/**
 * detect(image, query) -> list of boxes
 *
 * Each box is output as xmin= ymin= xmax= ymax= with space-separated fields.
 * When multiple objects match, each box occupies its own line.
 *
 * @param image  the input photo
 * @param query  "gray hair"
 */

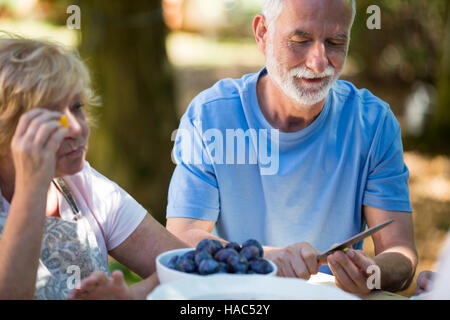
xmin=262 ymin=0 xmax=356 ymax=35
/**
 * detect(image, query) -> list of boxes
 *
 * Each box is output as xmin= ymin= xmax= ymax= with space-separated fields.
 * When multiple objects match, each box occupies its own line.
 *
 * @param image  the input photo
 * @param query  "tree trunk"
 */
xmin=78 ymin=0 xmax=177 ymax=223
xmin=433 ymin=2 xmax=450 ymax=140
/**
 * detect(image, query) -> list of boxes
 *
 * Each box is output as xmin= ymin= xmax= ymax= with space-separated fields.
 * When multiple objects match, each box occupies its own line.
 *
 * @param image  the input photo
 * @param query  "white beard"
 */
xmin=265 ymin=41 xmax=343 ymax=107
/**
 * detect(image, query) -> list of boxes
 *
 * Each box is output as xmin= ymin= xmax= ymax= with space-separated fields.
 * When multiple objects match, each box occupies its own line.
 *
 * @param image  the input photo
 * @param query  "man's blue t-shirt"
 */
xmin=167 ymin=68 xmax=412 ymax=274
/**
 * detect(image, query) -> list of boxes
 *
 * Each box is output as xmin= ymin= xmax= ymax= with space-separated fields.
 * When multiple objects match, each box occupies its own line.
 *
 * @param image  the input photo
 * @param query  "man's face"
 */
xmin=265 ymin=0 xmax=353 ymax=106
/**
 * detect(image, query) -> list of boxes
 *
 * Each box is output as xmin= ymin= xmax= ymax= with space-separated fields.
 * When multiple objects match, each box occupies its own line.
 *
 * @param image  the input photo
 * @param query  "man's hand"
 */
xmin=266 ymin=242 xmax=322 ymax=280
xmin=327 ymin=249 xmax=377 ymax=294
xmin=415 ymin=271 xmax=435 ymax=295
xmin=67 ymin=270 xmax=133 ymax=300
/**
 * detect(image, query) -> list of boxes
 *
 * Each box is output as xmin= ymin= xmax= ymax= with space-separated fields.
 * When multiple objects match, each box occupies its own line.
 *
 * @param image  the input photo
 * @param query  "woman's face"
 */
xmin=49 ymin=93 xmax=90 ymax=177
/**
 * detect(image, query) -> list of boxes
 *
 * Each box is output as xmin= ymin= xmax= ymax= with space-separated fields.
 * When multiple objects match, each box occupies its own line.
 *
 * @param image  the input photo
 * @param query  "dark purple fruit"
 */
xmin=198 ymin=258 xmax=220 ymax=275
xmin=194 ymin=251 xmax=213 ymax=266
xmin=225 ymin=242 xmax=241 ymax=252
xmin=248 ymin=257 xmax=273 ymax=274
xmin=181 ymin=250 xmax=196 ymax=261
xmin=217 ymin=262 xmax=229 ymax=273
xmin=196 ymin=239 xmax=223 ymax=256
xmin=175 ymin=256 xmax=196 ymax=273
xmin=167 ymin=255 xmax=179 ymax=270
xmin=242 ymin=239 xmax=263 ymax=257
xmin=227 ymin=254 xmax=249 ymax=273
xmin=240 ymin=245 xmax=261 ymax=260
xmin=214 ymin=248 xmax=239 ymax=262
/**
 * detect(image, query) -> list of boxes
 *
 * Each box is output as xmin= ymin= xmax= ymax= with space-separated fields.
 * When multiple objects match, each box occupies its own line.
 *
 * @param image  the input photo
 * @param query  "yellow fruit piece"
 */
xmin=59 ymin=115 xmax=69 ymax=128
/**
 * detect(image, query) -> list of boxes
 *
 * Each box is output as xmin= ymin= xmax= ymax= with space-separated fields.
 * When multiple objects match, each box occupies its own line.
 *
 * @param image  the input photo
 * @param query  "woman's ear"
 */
xmin=253 ymin=14 xmax=269 ymax=56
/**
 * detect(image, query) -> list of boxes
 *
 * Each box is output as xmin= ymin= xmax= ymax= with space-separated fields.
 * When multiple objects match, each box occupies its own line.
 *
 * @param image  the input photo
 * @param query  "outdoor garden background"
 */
xmin=0 ymin=0 xmax=449 ymax=297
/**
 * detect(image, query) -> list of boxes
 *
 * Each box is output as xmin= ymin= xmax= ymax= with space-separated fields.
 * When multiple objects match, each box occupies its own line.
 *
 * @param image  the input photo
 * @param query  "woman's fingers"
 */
xmin=14 ymin=108 xmax=45 ymax=137
xmin=45 ymin=126 xmax=67 ymax=153
xmin=67 ymin=270 xmax=132 ymax=300
xmin=24 ymin=111 xmax=62 ymax=141
xmin=112 ymin=270 xmax=125 ymax=286
xmin=33 ymin=120 xmax=65 ymax=149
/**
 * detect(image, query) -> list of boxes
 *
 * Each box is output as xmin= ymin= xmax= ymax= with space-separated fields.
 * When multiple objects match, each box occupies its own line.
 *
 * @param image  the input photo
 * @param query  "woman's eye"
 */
xmin=71 ymin=102 xmax=84 ymax=112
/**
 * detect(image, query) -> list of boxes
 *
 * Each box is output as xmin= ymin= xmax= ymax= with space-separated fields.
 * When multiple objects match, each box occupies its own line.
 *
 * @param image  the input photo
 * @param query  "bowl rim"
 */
xmin=156 ymin=247 xmax=278 ymax=276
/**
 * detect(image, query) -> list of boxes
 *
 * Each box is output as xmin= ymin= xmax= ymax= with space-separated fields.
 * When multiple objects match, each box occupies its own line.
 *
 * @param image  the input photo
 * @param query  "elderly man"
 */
xmin=166 ymin=0 xmax=417 ymax=294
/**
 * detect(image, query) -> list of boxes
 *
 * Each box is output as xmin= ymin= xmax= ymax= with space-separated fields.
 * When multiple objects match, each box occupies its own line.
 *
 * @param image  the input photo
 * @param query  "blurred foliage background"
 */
xmin=0 ymin=0 xmax=448 ymax=297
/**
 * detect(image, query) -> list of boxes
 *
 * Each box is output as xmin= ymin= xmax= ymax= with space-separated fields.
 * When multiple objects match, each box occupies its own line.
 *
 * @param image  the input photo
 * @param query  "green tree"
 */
xmin=78 ymin=0 xmax=177 ymax=223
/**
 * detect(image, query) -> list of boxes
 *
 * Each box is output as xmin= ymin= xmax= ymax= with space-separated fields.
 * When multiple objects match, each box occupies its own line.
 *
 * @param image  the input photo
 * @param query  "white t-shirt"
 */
xmin=0 ymin=161 xmax=147 ymax=265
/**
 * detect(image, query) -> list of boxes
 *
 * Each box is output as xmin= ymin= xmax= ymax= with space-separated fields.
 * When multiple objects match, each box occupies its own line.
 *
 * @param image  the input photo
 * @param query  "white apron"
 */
xmin=0 ymin=178 xmax=110 ymax=300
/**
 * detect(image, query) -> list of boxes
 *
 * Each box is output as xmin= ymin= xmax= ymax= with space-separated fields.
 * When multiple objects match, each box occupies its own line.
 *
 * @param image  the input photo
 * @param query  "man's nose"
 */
xmin=305 ymin=41 xmax=328 ymax=75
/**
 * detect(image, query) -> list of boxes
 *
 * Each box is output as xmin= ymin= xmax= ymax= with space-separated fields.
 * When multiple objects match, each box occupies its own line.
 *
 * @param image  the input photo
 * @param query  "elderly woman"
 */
xmin=0 ymin=36 xmax=187 ymax=300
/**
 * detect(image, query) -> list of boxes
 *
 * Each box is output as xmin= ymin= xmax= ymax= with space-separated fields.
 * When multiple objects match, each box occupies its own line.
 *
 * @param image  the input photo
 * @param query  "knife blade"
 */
xmin=317 ymin=219 xmax=395 ymax=262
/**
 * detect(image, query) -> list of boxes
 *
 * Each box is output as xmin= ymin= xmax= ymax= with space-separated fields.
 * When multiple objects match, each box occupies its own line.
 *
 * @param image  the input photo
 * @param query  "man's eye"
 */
xmin=327 ymin=40 xmax=345 ymax=46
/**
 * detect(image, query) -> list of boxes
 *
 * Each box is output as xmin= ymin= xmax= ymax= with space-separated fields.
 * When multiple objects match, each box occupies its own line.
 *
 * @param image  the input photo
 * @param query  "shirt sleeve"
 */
xmin=363 ymin=109 xmax=412 ymax=212
xmin=88 ymin=167 xmax=148 ymax=251
xmin=166 ymin=113 xmax=220 ymax=222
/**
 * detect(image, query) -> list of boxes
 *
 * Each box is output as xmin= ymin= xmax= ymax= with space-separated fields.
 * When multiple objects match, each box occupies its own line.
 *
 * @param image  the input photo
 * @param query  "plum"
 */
xmin=167 ymin=255 xmax=180 ymax=270
xmin=240 ymin=245 xmax=261 ymax=260
xmin=225 ymin=242 xmax=241 ymax=252
xmin=214 ymin=248 xmax=239 ymax=262
xmin=196 ymin=239 xmax=223 ymax=256
xmin=242 ymin=239 xmax=264 ymax=257
xmin=175 ymin=256 xmax=197 ymax=273
xmin=198 ymin=258 xmax=220 ymax=275
xmin=194 ymin=251 xmax=213 ymax=266
xmin=217 ymin=262 xmax=229 ymax=273
xmin=181 ymin=250 xmax=196 ymax=261
xmin=227 ymin=254 xmax=249 ymax=273
xmin=248 ymin=257 xmax=273 ymax=274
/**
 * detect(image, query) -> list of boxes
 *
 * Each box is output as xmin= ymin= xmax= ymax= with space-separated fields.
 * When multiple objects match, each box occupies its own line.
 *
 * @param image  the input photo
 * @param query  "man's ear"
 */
xmin=253 ymin=14 xmax=269 ymax=56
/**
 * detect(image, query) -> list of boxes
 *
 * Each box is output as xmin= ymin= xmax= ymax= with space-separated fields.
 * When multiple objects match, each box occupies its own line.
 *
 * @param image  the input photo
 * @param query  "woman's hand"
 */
xmin=11 ymin=108 xmax=67 ymax=190
xmin=67 ymin=270 xmax=133 ymax=300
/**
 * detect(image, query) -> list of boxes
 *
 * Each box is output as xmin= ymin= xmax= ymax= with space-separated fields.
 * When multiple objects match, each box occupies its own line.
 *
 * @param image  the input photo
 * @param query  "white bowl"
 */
xmin=156 ymin=248 xmax=278 ymax=284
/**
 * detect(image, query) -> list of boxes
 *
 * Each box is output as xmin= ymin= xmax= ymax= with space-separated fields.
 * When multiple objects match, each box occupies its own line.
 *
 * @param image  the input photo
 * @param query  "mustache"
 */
xmin=289 ymin=65 xmax=336 ymax=79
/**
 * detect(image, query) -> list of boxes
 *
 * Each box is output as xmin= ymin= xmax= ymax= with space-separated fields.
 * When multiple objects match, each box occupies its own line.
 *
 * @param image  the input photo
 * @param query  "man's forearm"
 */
xmin=374 ymin=248 xmax=417 ymax=292
xmin=174 ymin=228 xmax=227 ymax=248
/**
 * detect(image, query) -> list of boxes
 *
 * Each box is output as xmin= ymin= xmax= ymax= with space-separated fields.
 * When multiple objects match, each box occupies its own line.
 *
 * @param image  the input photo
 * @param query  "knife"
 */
xmin=316 ymin=219 xmax=395 ymax=262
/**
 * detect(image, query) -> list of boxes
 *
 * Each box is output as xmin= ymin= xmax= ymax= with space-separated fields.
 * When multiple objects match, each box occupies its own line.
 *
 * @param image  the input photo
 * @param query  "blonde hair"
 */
xmin=0 ymin=33 xmax=99 ymax=154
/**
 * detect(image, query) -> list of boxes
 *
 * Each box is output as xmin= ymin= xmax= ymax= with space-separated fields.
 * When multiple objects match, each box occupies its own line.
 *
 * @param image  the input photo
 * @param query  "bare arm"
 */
xmin=0 ymin=109 xmax=67 ymax=299
xmin=0 ymin=186 xmax=48 ymax=299
xmin=166 ymin=217 xmax=225 ymax=247
xmin=109 ymin=214 xmax=191 ymax=279
xmin=364 ymin=205 xmax=418 ymax=292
